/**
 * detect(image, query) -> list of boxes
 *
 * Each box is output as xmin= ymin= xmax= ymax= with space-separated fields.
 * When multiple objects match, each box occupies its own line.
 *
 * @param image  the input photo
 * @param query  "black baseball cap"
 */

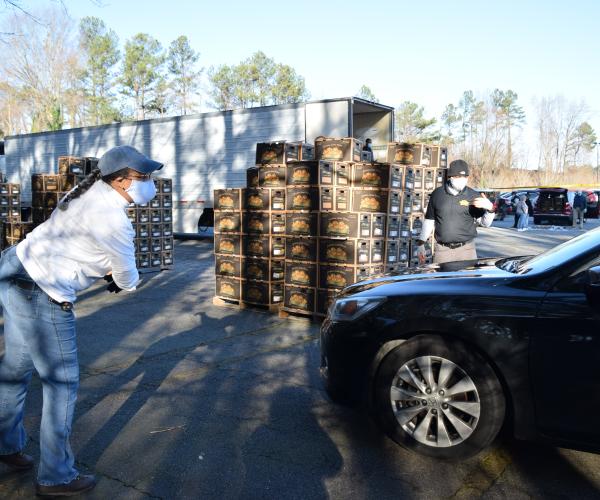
xmin=98 ymin=145 xmax=164 ymax=176
xmin=447 ymin=159 xmax=469 ymax=177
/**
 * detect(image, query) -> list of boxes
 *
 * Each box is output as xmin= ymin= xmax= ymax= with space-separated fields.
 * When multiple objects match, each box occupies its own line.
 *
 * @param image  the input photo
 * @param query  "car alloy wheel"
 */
xmin=390 ymin=355 xmax=480 ymax=448
xmin=373 ymin=335 xmax=505 ymax=459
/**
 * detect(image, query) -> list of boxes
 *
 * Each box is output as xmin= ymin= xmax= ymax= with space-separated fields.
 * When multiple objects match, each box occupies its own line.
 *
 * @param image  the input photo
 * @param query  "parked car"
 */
xmin=585 ymin=190 xmax=599 ymax=219
xmin=320 ymin=227 xmax=600 ymax=459
xmin=533 ymin=188 xmax=574 ymax=225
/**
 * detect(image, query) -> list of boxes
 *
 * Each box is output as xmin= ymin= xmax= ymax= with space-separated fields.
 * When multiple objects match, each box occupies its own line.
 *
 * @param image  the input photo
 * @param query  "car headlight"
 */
xmin=329 ymin=296 xmax=387 ymax=321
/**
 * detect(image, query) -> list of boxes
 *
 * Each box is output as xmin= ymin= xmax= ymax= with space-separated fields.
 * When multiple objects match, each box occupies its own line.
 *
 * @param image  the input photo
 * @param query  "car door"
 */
xmin=531 ymin=257 xmax=600 ymax=443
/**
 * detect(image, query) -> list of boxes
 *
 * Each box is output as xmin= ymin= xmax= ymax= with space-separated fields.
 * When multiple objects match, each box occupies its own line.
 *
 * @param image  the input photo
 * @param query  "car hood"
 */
xmin=343 ymin=257 xmax=516 ymax=295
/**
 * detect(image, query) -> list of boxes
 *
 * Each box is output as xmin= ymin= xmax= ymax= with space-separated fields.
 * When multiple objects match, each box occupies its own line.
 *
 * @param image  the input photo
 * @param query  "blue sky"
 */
xmin=12 ymin=0 xmax=600 ymax=161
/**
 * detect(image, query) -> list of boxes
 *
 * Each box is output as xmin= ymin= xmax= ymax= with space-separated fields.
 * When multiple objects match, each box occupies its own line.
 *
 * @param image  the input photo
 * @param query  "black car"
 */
xmin=320 ymin=228 xmax=600 ymax=459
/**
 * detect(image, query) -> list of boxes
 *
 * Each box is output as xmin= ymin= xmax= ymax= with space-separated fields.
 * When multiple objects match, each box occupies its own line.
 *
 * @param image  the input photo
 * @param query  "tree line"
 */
xmin=0 ymin=7 xmax=308 ymax=135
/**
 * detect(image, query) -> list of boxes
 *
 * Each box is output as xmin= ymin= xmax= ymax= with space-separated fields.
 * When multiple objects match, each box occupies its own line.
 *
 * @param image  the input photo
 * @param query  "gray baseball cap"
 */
xmin=98 ymin=145 xmax=164 ymax=176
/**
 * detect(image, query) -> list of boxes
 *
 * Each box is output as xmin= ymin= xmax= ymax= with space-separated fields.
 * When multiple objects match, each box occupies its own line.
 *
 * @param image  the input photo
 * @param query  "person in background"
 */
xmin=363 ymin=138 xmax=373 ymax=161
xmin=516 ymin=194 xmax=529 ymax=231
xmin=416 ymin=159 xmax=495 ymax=264
xmin=573 ymin=190 xmax=587 ymax=229
xmin=0 ymin=145 xmax=163 ymax=497
xmin=512 ymin=193 xmax=521 ymax=228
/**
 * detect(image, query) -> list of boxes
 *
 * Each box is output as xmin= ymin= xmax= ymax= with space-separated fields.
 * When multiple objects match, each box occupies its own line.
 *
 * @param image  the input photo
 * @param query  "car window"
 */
xmin=553 ymin=255 xmax=600 ymax=293
xmin=518 ymin=227 xmax=600 ymax=274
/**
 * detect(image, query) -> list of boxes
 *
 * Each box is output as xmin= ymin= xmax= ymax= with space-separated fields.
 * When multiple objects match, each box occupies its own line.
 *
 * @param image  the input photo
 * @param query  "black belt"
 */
xmin=437 ymin=240 xmax=472 ymax=250
xmin=13 ymin=278 xmax=74 ymax=311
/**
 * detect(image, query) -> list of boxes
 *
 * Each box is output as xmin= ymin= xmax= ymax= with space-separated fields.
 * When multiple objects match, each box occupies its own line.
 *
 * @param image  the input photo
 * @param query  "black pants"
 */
xmin=513 ymin=213 xmax=520 ymax=228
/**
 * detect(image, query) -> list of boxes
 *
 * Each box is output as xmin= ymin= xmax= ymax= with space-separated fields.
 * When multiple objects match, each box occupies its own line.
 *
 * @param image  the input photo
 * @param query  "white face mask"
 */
xmin=126 ymin=179 xmax=156 ymax=205
xmin=449 ymin=177 xmax=468 ymax=191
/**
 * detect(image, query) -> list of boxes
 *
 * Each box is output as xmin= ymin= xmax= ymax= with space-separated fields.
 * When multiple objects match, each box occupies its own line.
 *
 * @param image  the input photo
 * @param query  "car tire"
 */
xmin=373 ymin=335 xmax=505 ymax=459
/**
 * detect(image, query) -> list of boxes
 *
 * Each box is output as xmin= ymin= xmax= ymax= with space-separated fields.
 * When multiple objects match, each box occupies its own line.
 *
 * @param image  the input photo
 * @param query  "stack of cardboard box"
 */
xmin=213 ymin=139 xmax=448 ymax=318
xmin=0 ymin=182 xmax=31 ymax=249
xmin=128 ymin=178 xmax=174 ymax=270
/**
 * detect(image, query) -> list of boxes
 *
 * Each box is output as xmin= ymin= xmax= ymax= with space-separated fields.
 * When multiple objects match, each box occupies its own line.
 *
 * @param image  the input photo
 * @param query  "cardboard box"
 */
xmin=258 ymin=165 xmax=287 ymax=187
xmin=150 ymin=252 xmax=162 ymax=267
xmin=401 ymin=192 xmax=414 ymax=215
xmin=399 ymin=240 xmax=410 ymax=263
xmin=387 ymin=215 xmax=400 ymax=239
xmin=413 ymin=167 xmax=424 ymax=191
xmin=285 ymin=261 xmax=318 ymax=287
xmin=315 ymin=137 xmax=362 ymax=162
xmin=162 ymin=210 xmax=173 ymax=223
xmin=215 ymin=234 xmax=242 ymax=255
xmin=270 ymin=189 xmax=286 ymax=211
xmin=320 ymin=212 xmax=359 ymax=238
xmin=317 ymin=288 xmax=339 ymax=315
xmin=357 ymin=213 xmax=387 ymax=238
xmin=136 ymin=223 xmax=150 ymax=238
xmin=215 ymin=254 xmax=242 ymax=277
xmin=430 ymin=146 xmax=448 ymax=168
xmin=160 ymin=193 xmax=172 ymax=209
xmin=126 ymin=208 xmax=136 ymax=223
xmin=388 ymin=190 xmax=402 ymax=215
xmin=136 ymin=238 xmax=150 ymax=253
xmin=319 ymin=238 xmax=371 ymax=265
xmin=286 ymin=236 xmax=317 ymax=262
xmin=424 ymin=168 xmax=436 ymax=192
xmin=352 ymin=163 xmax=402 ymax=188
xmin=150 ymin=197 xmax=161 ymax=209
xmin=411 ymin=192 xmax=424 ymax=213
xmin=243 ymin=235 xmax=271 ymax=258
xmin=319 ymin=187 xmax=334 ymax=211
xmin=334 ymin=162 xmax=353 ymax=186
xmin=385 ymin=240 xmax=400 ymax=264
xmin=163 ymin=223 xmax=173 ymax=237
xmin=247 ymin=167 xmax=259 ymax=188
xmin=410 ymin=214 xmax=425 ymax=238
xmin=2 ymin=222 xmax=32 ymax=240
xmin=43 ymin=192 xmax=60 ymax=210
xmin=151 ymin=224 xmax=162 ymax=238
xmin=271 ymin=213 xmax=286 ymax=234
xmin=159 ymin=178 xmax=173 ymax=193
xmin=44 ymin=175 xmax=59 ymax=192
xmin=242 ymin=280 xmax=284 ymax=306
xmin=286 ymin=212 xmax=318 ymax=236
xmin=404 ymin=166 xmax=416 ymax=191
xmin=244 ymin=188 xmax=270 ymax=211
xmin=318 ymin=264 xmax=358 ymax=290
xmin=214 ymin=188 xmax=242 ymax=211
xmin=410 ymin=238 xmax=433 ymax=259
xmin=256 ymin=141 xmax=314 ymax=165
xmin=286 ymin=161 xmax=318 ymax=186
xmin=361 ymin=150 xmax=373 ymax=162
xmin=371 ymin=239 xmax=385 ymax=264
xmin=59 ymin=174 xmax=78 ymax=192
xmin=215 ymin=212 xmax=242 ymax=233
xmin=150 ymin=238 xmax=162 ymax=253
xmin=243 ymin=257 xmax=285 ymax=281
xmin=243 ymin=211 xmax=271 ymax=234
xmin=283 ymin=285 xmax=316 ymax=313
xmin=162 ymin=237 xmax=174 ymax=251
xmin=136 ymin=252 xmax=150 ymax=269
xmin=58 ymin=156 xmax=86 ymax=175
xmin=31 ymin=174 xmax=45 ymax=192
xmin=150 ymin=209 xmax=162 ymax=223
xmin=335 ymin=188 xmax=350 ymax=211
xmin=161 ymin=251 xmax=174 ymax=267
xmin=286 ymin=187 xmax=318 ymax=211
xmin=351 ymin=189 xmax=389 ymax=213
xmin=412 ymin=144 xmax=432 ymax=166
xmin=436 ymin=168 xmax=446 ymax=188
xmin=135 ymin=208 xmax=149 ymax=224
xmin=215 ymin=276 xmax=241 ymax=300
xmin=386 ymin=142 xmax=414 ymax=164
xmin=399 ymin=216 xmax=411 ymax=238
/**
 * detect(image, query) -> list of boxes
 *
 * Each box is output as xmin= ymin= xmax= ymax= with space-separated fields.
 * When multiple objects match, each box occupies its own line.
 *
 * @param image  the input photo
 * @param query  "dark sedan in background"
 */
xmin=320 ymin=228 xmax=600 ymax=459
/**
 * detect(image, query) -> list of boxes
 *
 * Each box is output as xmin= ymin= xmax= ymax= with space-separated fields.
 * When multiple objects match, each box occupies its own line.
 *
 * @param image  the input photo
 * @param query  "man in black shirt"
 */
xmin=416 ymin=159 xmax=495 ymax=264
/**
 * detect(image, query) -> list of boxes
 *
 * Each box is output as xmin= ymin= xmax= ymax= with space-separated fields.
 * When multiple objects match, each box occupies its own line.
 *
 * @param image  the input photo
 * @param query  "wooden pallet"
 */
xmin=279 ymin=307 xmax=325 ymax=323
xmin=212 ymin=296 xmax=281 ymax=314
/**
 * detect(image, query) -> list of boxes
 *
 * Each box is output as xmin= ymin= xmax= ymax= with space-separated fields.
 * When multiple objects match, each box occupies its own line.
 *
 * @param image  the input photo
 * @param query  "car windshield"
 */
xmin=496 ymin=227 xmax=600 ymax=274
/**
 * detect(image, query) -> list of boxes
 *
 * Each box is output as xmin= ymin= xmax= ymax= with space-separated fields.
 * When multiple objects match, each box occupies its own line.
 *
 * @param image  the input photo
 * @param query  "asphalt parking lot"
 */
xmin=1 ymin=217 xmax=600 ymax=499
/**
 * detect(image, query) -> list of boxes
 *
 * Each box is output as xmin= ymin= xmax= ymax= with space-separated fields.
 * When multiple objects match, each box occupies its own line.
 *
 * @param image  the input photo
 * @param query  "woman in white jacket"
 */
xmin=0 ymin=145 xmax=162 ymax=497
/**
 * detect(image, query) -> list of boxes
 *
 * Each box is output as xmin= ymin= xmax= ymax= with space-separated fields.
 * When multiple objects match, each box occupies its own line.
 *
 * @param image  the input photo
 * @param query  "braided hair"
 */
xmin=58 ymin=167 xmax=131 ymax=211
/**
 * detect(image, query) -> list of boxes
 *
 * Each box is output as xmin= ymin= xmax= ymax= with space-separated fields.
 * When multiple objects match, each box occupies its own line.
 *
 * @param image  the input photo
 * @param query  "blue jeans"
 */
xmin=517 ymin=213 xmax=529 ymax=230
xmin=0 ymin=246 xmax=79 ymax=485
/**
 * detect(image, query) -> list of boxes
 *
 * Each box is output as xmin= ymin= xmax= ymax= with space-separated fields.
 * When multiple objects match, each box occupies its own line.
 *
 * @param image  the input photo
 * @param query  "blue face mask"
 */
xmin=126 ymin=179 xmax=156 ymax=204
